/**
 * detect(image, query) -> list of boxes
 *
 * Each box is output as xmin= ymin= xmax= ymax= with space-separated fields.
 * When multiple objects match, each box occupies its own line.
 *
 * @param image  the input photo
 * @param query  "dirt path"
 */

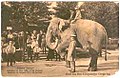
xmin=1 ymin=50 xmax=119 ymax=77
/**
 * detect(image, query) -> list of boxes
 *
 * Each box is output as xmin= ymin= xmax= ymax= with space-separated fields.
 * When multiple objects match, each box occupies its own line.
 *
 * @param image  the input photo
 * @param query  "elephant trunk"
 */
xmin=46 ymin=29 xmax=58 ymax=50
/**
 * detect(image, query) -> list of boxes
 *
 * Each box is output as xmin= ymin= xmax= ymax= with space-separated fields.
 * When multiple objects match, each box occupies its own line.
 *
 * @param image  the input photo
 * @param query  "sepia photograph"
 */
xmin=1 ymin=1 xmax=119 ymax=77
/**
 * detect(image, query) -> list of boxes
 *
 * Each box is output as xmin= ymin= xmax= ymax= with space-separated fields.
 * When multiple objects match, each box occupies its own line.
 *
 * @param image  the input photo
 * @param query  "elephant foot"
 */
xmin=88 ymin=67 xmax=91 ymax=71
xmin=99 ymin=53 xmax=102 ymax=57
xmin=69 ymin=68 xmax=75 ymax=72
xmin=66 ymin=61 xmax=71 ymax=68
xmin=61 ymin=58 xmax=65 ymax=61
xmin=88 ymin=67 xmax=97 ymax=71
xmin=66 ymin=65 xmax=71 ymax=68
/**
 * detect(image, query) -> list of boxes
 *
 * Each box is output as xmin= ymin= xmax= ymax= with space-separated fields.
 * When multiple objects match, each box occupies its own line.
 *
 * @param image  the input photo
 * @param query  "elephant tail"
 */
xmin=105 ymin=34 xmax=108 ymax=61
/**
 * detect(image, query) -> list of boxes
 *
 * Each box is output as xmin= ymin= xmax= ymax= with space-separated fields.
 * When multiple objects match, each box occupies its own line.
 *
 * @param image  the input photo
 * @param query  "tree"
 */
xmin=1 ymin=2 xmax=51 ymax=31
xmin=54 ymin=2 xmax=78 ymax=20
xmin=53 ymin=2 xmax=119 ymax=38
xmin=81 ymin=2 xmax=119 ymax=38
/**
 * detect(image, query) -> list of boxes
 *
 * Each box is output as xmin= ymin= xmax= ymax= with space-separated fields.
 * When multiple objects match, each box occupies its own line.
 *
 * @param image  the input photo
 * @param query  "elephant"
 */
xmin=46 ymin=16 xmax=108 ymax=71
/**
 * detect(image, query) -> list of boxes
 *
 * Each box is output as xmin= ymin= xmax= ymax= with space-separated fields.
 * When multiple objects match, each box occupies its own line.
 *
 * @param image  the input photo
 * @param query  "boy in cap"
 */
xmin=71 ymin=6 xmax=82 ymax=23
xmin=6 ymin=41 xmax=16 ymax=66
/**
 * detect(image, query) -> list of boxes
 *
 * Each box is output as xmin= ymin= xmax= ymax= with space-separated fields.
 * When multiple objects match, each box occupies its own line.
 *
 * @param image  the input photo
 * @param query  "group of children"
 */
xmin=25 ymin=30 xmax=47 ymax=63
xmin=1 ymin=29 xmax=46 ymax=66
xmin=26 ymin=37 xmax=42 ymax=63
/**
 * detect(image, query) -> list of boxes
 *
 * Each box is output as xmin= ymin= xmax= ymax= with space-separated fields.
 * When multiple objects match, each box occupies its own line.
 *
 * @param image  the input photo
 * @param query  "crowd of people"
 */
xmin=1 ymin=29 xmax=47 ymax=66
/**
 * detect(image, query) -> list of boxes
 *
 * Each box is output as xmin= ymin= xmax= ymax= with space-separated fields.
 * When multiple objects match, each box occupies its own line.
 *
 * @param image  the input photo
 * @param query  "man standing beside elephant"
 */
xmin=67 ymin=34 xmax=77 ymax=72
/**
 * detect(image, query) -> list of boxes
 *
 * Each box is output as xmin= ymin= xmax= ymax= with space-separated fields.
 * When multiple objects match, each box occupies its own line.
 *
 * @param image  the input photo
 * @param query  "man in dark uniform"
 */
xmin=18 ymin=31 xmax=27 ymax=62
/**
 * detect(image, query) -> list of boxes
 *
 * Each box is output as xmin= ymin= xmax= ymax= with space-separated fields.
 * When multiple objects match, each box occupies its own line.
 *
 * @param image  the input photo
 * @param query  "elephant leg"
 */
xmin=55 ymin=52 xmax=58 ymax=61
xmin=99 ymin=51 xmax=102 ymax=57
xmin=99 ymin=47 xmax=102 ymax=57
xmin=88 ymin=53 xmax=98 ymax=71
xmin=94 ymin=55 xmax=98 ymax=70
xmin=66 ymin=61 xmax=71 ymax=68
xmin=88 ymin=57 xmax=93 ymax=71
xmin=73 ymin=61 xmax=76 ymax=72
xmin=58 ymin=54 xmax=61 ymax=61
xmin=55 ymin=53 xmax=61 ymax=61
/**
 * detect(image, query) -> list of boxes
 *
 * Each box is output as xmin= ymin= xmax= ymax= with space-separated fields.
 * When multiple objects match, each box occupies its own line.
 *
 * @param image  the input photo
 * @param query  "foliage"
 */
xmin=81 ymin=2 xmax=119 ymax=38
xmin=54 ymin=2 xmax=119 ymax=38
xmin=1 ymin=2 xmax=51 ymax=31
xmin=54 ymin=2 xmax=78 ymax=20
xmin=1 ymin=2 xmax=119 ymax=38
